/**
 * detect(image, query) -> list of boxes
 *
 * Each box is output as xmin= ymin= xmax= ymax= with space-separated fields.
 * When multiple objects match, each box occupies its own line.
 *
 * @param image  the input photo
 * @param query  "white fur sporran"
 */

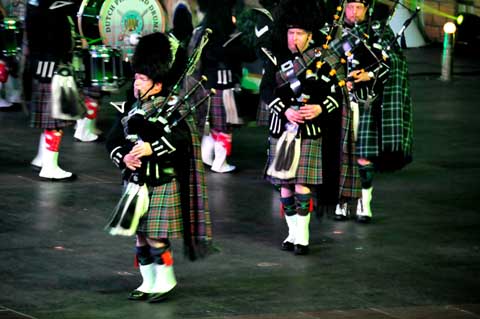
xmin=223 ymin=88 xmax=240 ymax=125
xmin=105 ymin=182 xmax=150 ymax=237
xmin=51 ymin=65 xmax=85 ymax=120
xmin=267 ymin=123 xmax=301 ymax=180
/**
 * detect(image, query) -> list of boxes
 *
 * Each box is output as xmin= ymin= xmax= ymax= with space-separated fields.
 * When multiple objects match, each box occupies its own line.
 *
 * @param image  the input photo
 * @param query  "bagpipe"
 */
xmin=266 ymin=11 xmax=351 ymax=179
xmin=105 ymin=28 xmax=215 ymax=237
xmin=325 ymin=0 xmax=420 ymax=134
xmin=270 ymin=38 xmax=350 ymax=128
xmin=270 ymin=0 xmax=355 ymax=119
xmin=267 ymin=46 xmax=349 ymax=178
xmin=105 ymin=84 xmax=216 ymax=237
xmin=160 ymin=28 xmax=212 ymax=115
xmin=327 ymin=0 xmax=421 ymax=80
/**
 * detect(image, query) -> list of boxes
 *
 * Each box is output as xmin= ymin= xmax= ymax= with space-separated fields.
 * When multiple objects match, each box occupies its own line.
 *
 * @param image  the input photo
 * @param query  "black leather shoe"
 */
xmin=334 ymin=214 xmax=347 ymax=221
xmin=356 ymin=215 xmax=372 ymax=223
xmin=281 ymin=241 xmax=294 ymax=251
xmin=39 ymin=173 xmax=77 ymax=182
xmin=294 ymin=244 xmax=309 ymax=255
xmin=128 ymin=290 xmax=150 ymax=301
xmin=148 ymin=289 xmax=174 ymax=303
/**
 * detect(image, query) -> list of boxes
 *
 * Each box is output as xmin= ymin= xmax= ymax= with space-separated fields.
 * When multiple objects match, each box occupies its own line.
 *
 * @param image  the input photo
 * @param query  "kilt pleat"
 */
xmin=137 ymin=179 xmax=183 ymax=239
xmin=29 ymin=80 xmax=74 ymax=129
xmin=356 ymin=102 xmax=380 ymax=159
xmin=209 ymin=89 xmax=228 ymax=132
xmin=196 ymin=88 xmax=229 ymax=133
xmin=339 ymin=103 xmax=362 ymax=199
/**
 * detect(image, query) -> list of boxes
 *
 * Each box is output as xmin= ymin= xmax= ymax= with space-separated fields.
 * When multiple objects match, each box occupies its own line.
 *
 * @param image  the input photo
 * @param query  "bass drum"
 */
xmin=77 ymin=0 xmax=167 ymax=60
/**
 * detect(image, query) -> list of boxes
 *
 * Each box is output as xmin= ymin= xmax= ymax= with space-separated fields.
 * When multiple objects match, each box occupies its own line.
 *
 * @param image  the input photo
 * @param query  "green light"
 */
xmin=240 ymin=68 xmax=261 ymax=93
xmin=456 ymin=15 xmax=464 ymax=25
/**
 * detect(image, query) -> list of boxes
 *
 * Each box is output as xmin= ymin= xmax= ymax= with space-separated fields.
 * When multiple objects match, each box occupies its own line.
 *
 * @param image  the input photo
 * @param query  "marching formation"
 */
xmin=0 ymin=0 xmax=413 ymax=303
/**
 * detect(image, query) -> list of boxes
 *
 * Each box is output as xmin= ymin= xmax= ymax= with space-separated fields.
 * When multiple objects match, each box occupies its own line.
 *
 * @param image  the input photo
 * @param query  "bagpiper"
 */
xmin=331 ymin=0 xmax=414 ymax=222
xmin=105 ymin=32 xmax=213 ymax=302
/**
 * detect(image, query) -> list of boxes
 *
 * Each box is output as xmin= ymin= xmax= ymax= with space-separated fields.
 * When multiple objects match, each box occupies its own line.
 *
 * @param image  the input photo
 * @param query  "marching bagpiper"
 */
xmin=105 ymin=32 xmax=212 ymax=303
xmin=263 ymin=0 xmax=360 ymax=255
xmin=331 ymin=0 xmax=414 ymax=222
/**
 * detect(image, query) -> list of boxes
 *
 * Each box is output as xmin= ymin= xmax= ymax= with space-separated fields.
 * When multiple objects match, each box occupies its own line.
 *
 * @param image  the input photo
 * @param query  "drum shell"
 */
xmin=77 ymin=45 xmax=126 ymax=91
xmin=0 ymin=17 xmax=23 ymax=57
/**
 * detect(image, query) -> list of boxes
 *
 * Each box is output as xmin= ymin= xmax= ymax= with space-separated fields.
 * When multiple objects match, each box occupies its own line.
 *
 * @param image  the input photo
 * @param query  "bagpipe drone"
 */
xmin=327 ymin=0 xmax=421 ymax=82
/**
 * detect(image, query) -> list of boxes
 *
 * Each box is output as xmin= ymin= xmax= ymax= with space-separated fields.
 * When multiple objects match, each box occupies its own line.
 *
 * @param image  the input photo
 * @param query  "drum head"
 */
xmin=78 ymin=0 xmax=167 ymax=58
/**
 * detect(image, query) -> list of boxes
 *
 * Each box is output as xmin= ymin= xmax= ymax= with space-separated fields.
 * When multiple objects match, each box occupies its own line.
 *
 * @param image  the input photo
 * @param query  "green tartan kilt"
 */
xmin=137 ymin=178 xmax=183 ymax=239
xmin=265 ymin=136 xmax=323 ymax=186
xmin=356 ymin=101 xmax=380 ymax=159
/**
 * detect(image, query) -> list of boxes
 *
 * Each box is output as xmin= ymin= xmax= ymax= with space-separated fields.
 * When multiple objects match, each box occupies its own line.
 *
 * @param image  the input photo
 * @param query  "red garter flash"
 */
xmin=162 ymin=251 xmax=174 ymax=266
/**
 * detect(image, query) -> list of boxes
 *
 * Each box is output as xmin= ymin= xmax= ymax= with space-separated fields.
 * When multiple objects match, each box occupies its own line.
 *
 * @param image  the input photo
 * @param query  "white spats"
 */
xmin=201 ymin=134 xmax=215 ymax=166
xmin=151 ymin=264 xmax=177 ymax=295
xmin=211 ymin=141 xmax=236 ymax=173
xmin=283 ymin=214 xmax=297 ymax=245
xmin=39 ymin=150 xmax=74 ymax=180
xmin=294 ymin=214 xmax=311 ymax=247
xmin=136 ymin=264 xmax=156 ymax=294
xmin=38 ymin=130 xmax=74 ymax=181
xmin=31 ymin=132 xmax=46 ymax=169
xmin=357 ymin=187 xmax=373 ymax=221
xmin=334 ymin=202 xmax=348 ymax=220
xmin=74 ymin=118 xmax=99 ymax=142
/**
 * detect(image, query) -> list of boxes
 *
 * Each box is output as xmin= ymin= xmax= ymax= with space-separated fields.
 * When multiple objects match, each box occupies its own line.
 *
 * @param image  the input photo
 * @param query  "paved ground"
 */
xmin=1 ymin=44 xmax=479 ymax=319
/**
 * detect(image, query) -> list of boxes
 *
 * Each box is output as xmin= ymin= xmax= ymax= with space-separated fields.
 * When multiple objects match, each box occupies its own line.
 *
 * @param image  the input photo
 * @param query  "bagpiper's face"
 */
xmin=287 ymin=28 xmax=312 ymax=54
xmin=345 ymin=2 xmax=368 ymax=25
xmin=133 ymin=73 xmax=162 ymax=100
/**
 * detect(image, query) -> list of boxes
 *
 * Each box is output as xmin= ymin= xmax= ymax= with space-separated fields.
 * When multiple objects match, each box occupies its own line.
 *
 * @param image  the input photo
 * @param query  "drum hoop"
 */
xmin=77 ymin=0 xmax=89 ymax=43
xmin=78 ymin=0 xmax=167 ymax=48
